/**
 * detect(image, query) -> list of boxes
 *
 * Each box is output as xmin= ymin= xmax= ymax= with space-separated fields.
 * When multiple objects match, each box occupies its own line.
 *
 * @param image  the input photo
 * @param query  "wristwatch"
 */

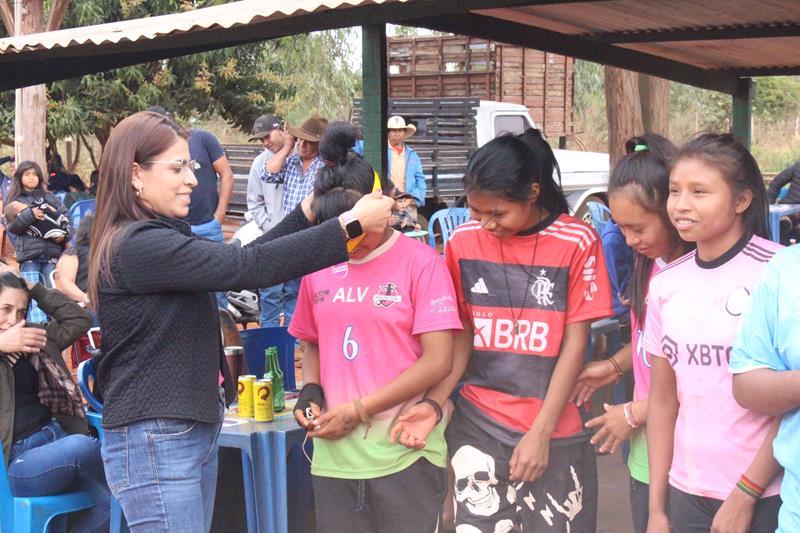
xmin=338 ymin=211 xmax=363 ymax=240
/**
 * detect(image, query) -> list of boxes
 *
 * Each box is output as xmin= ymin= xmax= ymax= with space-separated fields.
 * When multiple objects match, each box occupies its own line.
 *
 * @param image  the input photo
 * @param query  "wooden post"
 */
xmin=361 ymin=24 xmax=388 ymax=178
xmin=14 ymin=0 xmax=47 ymax=173
xmin=605 ymin=66 xmax=643 ymax=166
xmin=731 ymin=78 xmax=753 ymax=148
xmin=639 ymin=73 xmax=669 ymax=136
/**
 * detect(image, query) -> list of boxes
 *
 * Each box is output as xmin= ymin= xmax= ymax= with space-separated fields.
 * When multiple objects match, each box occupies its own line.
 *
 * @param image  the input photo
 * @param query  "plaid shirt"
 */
xmin=30 ymin=352 xmax=85 ymax=418
xmin=260 ymin=154 xmax=325 ymax=215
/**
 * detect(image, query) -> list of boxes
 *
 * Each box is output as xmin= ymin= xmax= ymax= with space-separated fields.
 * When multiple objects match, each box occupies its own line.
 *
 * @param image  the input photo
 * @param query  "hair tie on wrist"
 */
xmin=354 ymin=398 xmax=372 ymax=439
xmin=416 ymin=398 xmax=443 ymax=424
xmin=623 ymin=402 xmax=639 ymax=428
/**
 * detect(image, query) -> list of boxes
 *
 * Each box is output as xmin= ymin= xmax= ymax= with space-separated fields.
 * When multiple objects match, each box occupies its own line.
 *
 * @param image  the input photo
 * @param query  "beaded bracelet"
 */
xmin=623 ymin=401 xmax=639 ymax=428
xmin=736 ymin=475 xmax=765 ymax=500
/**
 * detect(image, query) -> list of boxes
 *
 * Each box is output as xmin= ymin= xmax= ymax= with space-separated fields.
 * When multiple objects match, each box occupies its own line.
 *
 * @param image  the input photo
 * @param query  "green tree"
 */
xmin=1 ymin=0 xmax=361 ymax=169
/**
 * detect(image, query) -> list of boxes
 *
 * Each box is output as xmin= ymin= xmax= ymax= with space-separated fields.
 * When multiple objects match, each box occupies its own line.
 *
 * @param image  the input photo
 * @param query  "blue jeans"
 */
xmin=259 ymin=277 xmax=300 ymax=327
xmin=20 ymin=259 xmax=56 ymax=323
xmin=191 ymin=218 xmax=228 ymax=310
xmin=101 ymin=396 xmax=224 ymax=532
xmin=8 ymin=420 xmax=110 ymax=533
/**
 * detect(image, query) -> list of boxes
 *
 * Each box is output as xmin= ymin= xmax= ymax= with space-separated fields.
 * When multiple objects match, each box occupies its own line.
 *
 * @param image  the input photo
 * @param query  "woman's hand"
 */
xmin=570 ymin=359 xmax=618 ymax=407
xmin=390 ymin=401 xmax=438 ymax=450
xmin=308 ymin=401 xmax=360 ymax=440
xmin=0 ymin=320 xmax=47 ymax=353
xmin=293 ymin=401 xmax=322 ymax=431
xmin=350 ymin=191 xmax=394 ymax=235
xmin=509 ymin=427 xmax=550 ymax=482
xmin=32 ymin=207 xmax=45 ymax=220
xmin=585 ymin=403 xmax=633 ymax=455
xmin=710 ymin=489 xmax=756 ymax=533
xmin=646 ymin=511 xmax=671 ymax=533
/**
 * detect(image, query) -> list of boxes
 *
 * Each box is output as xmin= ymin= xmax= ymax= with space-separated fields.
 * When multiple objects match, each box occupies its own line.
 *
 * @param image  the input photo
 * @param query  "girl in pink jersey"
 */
xmin=574 ymin=134 xmax=688 ymax=533
xmin=393 ymin=129 xmax=613 ymax=532
xmin=645 ymin=133 xmax=783 ymax=533
xmin=290 ymin=123 xmax=462 ymax=533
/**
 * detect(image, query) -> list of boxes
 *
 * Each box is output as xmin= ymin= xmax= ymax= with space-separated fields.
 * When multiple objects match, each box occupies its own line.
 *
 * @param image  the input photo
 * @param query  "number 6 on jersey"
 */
xmin=342 ymin=326 xmax=360 ymax=360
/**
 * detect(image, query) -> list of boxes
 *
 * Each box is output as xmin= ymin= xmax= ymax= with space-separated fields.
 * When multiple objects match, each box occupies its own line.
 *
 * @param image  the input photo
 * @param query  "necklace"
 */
xmin=498 ymin=219 xmax=542 ymax=337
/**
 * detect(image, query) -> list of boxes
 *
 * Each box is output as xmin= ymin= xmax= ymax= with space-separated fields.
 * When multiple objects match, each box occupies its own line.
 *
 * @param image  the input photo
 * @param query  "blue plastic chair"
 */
xmin=587 ymin=201 xmax=612 ymax=234
xmin=0 ymin=446 xmax=94 ymax=533
xmin=240 ymin=326 xmax=297 ymax=390
xmin=68 ymin=199 xmax=95 ymax=244
xmin=427 ymin=207 xmax=470 ymax=252
xmin=75 ymin=360 xmax=128 ymax=533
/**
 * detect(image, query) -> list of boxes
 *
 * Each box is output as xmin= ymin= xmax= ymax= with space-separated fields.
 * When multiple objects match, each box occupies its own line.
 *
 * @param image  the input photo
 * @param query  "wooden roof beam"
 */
xmin=410 ymin=12 xmax=740 ymax=94
xmin=584 ymin=22 xmax=800 ymax=43
xmin=724 ymin=66 xmax=800 ymax=77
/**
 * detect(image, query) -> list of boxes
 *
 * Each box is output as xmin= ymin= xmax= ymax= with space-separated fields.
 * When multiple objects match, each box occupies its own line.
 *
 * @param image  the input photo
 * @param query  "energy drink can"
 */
xmin=237 ymin=375 xmax=257 ymax=418
xmin=254 ymin=379 xmax=274 ymax=422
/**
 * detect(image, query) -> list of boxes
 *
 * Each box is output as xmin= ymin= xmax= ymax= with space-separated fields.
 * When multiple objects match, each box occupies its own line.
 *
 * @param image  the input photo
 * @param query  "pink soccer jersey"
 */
xmin=630 ymin=259 xmax=664 ymax=403
xmin=642 ymin=235 xmax=782 ymax=500
xmin=289 ymin=231 xmax=463 ymax=478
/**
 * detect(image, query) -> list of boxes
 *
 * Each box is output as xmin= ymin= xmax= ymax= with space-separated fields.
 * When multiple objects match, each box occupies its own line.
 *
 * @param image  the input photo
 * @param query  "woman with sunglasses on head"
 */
xmin=87 ymin=111 xmax=393 ymax=532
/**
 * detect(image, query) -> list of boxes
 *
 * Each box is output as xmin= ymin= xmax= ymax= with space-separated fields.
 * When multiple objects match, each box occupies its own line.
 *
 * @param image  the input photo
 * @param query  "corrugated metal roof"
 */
xmin=0 ymin=0 xmax=405 ymax=53
xmin=1 ymin=0 xmax=799 ymax=93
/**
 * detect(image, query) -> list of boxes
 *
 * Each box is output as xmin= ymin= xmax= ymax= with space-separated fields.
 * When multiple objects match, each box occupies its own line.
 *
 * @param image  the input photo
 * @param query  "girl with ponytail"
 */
xmin=291 ymin=122 xmax=462 ymax=532
xmin=393 ymin=129 xmax=614 ymax=531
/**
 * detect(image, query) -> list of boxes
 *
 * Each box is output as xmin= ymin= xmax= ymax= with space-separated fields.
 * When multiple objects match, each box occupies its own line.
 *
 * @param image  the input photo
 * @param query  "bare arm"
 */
xmin=360 ymin=330 xmax=453 ymax=416
xmin=422 ymin=319 xmax=474 ymax=407
xmin=55 ymin=252 xmax=88 ymax=303
xmin=710 ymin=417 xmax=783 ymax=532
xmin=509 ymin=320 xmax=591 ymax=482
xmin=212 ymin=155 xmax=234 ymax=223
xmin=311 ymin=330 xmax=455 ymax=439
xmin=647 ymin=356 xmax=679 ymax=526
xmin=733 ymin=368 xmax=800 ymax=416
xmin=266 ymin=138 xmax=294 ymax=174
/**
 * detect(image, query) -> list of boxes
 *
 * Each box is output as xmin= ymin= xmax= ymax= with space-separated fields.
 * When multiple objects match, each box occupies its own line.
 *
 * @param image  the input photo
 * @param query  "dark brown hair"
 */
xmin=7 ymin=160 xmax=46 ymax=203
xmin=87 ymin=111 xmax=187 ymax=305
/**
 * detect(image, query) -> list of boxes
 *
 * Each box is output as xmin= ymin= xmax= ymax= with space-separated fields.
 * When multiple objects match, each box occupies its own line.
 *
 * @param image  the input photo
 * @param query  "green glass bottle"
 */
xmin=264 ymin=346 xmax=285 ymax=412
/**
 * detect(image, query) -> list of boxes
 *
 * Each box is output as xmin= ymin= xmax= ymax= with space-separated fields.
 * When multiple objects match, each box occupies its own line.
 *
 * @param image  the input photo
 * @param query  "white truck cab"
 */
xmin=475 ymin=100 xmax=610 ymax=222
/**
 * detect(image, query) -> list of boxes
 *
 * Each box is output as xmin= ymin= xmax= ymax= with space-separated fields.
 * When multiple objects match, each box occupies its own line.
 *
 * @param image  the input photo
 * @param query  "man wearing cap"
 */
xmin=257 ymin=115 xmax=327 ymax=326
xmin=260 ymin=115 xmax=328 ymax=215
xmin=387 ymin=115 xmax=426 ymax=216
xmin=246 ymin=114 xmax=295 ymax=327
xmin=247 ymin=114 xmax=286 ymax=234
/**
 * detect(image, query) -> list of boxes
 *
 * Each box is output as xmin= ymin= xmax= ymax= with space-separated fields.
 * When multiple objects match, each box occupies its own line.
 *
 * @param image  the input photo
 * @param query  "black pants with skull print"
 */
xmin=446 ymin=407 xmax=597 ymax=533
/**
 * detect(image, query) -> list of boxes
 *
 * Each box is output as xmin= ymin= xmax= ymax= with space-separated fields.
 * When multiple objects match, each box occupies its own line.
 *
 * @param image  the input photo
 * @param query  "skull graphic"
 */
xmin=452 ymin=445 xmax=500 ymax=517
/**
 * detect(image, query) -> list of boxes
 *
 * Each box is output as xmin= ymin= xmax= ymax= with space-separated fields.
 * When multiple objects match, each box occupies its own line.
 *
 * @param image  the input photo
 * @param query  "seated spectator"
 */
xmin=4 ymin=161 xmax=71 ymax=288
xmin=769 ymin=159 xmax=800 ymax=243
xmin=47 ymin=155 xmax=86 ymax=193
xmin=390 ymin=190 xmax=421 ymax=233
xmin=0 ymin=270 xmax=109 ymax=532
xmin=56 ymin=214 xmax=93 ymax=306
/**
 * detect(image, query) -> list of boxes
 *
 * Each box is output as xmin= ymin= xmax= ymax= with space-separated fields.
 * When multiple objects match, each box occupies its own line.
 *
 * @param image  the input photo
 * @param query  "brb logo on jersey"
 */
xmin=472 ymin=317 xmax=549 ymax=352
xmin=373 ymin=282 xmax=402 ymax=308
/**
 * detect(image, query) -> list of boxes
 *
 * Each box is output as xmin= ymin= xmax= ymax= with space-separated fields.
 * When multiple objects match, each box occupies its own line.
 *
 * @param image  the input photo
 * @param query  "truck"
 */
xmin=351 ymin=97 xmax=609 ymax=224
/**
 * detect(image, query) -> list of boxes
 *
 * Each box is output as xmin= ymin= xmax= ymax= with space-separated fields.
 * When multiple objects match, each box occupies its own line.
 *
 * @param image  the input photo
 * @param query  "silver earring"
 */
xmin=135 ymin=187 xmax=142 ymax=198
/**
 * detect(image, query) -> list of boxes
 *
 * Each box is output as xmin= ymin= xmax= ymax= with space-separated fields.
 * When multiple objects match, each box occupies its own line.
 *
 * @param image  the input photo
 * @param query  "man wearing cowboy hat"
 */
xmin=387 ymin=115 xmax=426 ymax=215
xmin=260 ymin=115 xmax=328 ymax=216
xmin=257 ymin=115 xmax=327 ymax=327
